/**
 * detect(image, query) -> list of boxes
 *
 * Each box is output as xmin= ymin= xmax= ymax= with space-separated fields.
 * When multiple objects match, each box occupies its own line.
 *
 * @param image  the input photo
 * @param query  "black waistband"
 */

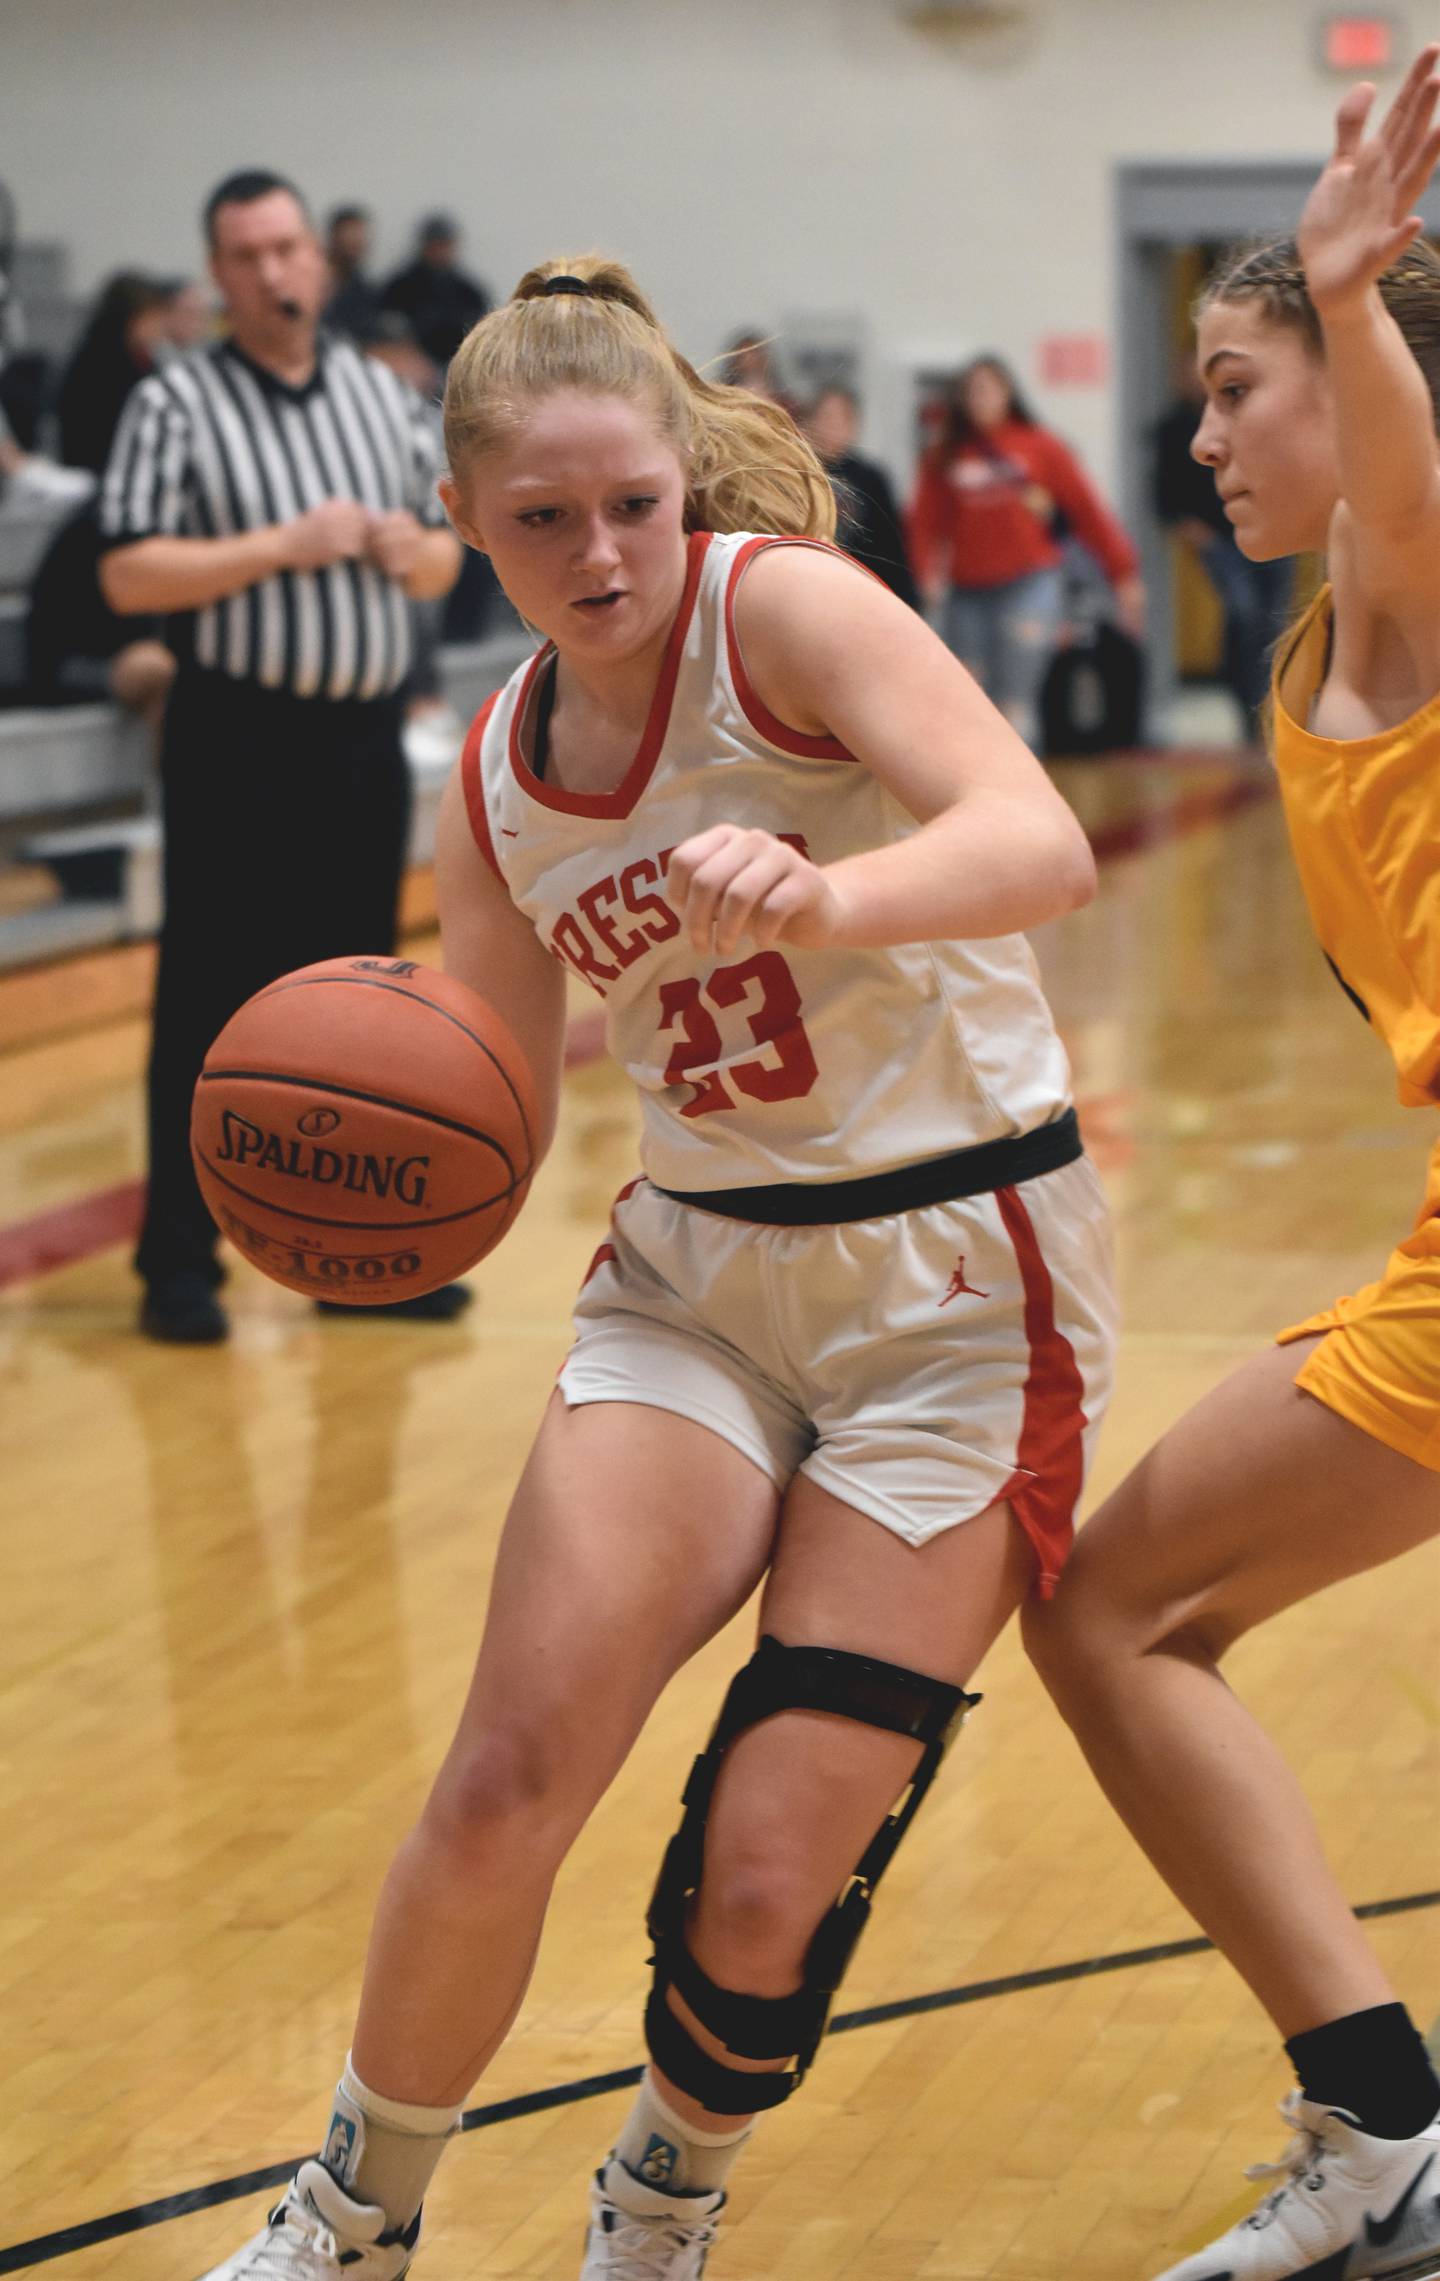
xmin=655 ymin=1108 xmax=1082 ymax=1225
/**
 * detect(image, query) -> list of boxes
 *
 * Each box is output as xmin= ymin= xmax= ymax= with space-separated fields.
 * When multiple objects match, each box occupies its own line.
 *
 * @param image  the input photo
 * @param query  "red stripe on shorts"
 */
xmin=994 ymin=1182 xmax=1087 ymax=1599
xmin=577 ymin=1176 xmax=644 ymax=1291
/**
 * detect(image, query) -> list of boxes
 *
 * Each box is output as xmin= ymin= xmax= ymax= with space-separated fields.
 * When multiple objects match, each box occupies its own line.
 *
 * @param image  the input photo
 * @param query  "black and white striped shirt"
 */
xmin=99 ymin=335 xmax=447 ymax=702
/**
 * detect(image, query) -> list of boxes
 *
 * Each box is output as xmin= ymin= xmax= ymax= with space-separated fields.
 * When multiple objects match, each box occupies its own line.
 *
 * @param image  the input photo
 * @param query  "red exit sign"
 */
xmin=1320 ymin=12 xmax=1396 ymax=70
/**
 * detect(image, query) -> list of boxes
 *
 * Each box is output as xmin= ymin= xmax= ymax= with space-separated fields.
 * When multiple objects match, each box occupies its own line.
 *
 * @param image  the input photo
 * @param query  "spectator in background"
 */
xmin=910 ymin=353 xmax=1144 ymax=745
xmin=98 ymin=166 xmax=462 ymax=1346
xmin=806 ymin=384 xmax=919 ymax=609
xmin=55 ymin=270 xmax=178 ymax=475
xmin=325 ymin=203 xmax=383 ymax=344
xmin=361 ymin=306 xmax=438 ymax=396
xmin=26 ymin=271 xmax=187 ymax=729
xmin=158 ymin=278 xmax=215 ymax=353
xmin=1152 ymin=352 xmax=1292 ymax=740
xmin=25 ymin=500 xmax=176 ymax=726
xmin=718 ymin=329 xmax=791 ymax=409
xmin=360 ymin=310 xmax=464 ymax=765
xmin=382 ymin=214 xmax=488 ymax=370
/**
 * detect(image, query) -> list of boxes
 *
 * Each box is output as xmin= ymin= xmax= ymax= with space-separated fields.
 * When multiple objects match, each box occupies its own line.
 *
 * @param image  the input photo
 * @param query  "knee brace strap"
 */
xmin=644 ymin=1635 xmax=979 ymax=2112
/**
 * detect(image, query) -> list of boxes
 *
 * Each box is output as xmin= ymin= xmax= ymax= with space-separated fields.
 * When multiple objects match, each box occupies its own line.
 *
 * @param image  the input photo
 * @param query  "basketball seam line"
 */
xmin=196 ymin=1155 xmax=526 ymax=1233
xmin=258 ymin=975 xmax=535 ymax=1155
xmin=195 ymin=1068 xmax=523 ymax=1174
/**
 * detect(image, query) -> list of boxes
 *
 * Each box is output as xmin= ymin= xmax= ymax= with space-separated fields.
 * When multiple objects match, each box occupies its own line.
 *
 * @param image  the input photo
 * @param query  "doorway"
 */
xmin=1115 ymin=161 xmax=1440 ymax=729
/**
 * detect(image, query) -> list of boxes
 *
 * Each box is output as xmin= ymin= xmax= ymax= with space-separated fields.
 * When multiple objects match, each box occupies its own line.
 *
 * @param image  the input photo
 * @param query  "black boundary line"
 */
xmin=3 ymin=1888 xmax=1436 ymax=2275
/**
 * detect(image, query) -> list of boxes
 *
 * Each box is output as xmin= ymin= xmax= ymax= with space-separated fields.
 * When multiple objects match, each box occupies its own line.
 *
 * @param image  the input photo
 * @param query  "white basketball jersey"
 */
xmin=461 ymin=528 xmax=1072 ymax=1192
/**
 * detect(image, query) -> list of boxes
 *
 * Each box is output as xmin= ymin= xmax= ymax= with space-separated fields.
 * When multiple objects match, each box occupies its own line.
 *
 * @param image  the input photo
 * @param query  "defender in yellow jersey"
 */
xmin=1025 ymin=47 xmax=1440 ymax=2281
xmin=1272 ymin=587 xmax=1440 ymax=1470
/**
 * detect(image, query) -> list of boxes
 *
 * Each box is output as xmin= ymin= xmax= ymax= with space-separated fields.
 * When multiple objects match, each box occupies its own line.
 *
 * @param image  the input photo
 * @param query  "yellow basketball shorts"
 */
xmin=1277 ymin=1141 xmax=1440 ymax=1471
xmin=558 ymin=1155 xmax=1117 ymax=1598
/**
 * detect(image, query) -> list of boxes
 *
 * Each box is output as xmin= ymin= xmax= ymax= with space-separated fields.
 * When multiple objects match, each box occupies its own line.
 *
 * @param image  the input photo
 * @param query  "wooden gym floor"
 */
xmin=0 ymin=748 xmax=1436 ymax=2281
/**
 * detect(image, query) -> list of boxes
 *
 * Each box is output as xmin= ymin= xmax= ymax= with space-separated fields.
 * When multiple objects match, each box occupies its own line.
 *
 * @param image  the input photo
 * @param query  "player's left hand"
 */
xmin=667 ymin=825 xmax=848 ymax=955
xmin=366 ymin=509 xmax=425 ymax=581
xmin=1299 ymin=44 xmax=1440 ymax=317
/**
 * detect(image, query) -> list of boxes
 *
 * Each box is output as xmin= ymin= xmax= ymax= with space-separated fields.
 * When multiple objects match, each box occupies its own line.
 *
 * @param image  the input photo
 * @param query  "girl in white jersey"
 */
xmin=200 ymin=257 xmax=1115 ymax=2281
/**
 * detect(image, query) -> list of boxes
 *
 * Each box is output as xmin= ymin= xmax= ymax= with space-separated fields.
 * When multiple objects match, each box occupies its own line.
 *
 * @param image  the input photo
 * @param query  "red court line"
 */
xmin=0 ymin=1179 xmax=144 ymax=1293
xmin=0 ymin=766 xmax=1269 ymax=1294
xmin=1085 ymin=772 xmax=1269 ymax=863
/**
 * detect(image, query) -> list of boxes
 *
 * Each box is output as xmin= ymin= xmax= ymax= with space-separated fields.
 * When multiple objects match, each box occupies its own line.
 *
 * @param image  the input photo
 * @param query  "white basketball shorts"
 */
xmin=557 ymin=1153 xmax=1117 ymax=1596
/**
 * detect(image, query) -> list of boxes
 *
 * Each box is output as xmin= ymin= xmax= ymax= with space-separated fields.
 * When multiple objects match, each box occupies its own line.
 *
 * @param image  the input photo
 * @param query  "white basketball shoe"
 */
xmin=198 ymin=2160 xmax=421 ymax=2281
xmin=579 ymin=2158 xmax=725 ymax=2281
xmin=1153 ymin=2093 xmax=1440 ymax=2280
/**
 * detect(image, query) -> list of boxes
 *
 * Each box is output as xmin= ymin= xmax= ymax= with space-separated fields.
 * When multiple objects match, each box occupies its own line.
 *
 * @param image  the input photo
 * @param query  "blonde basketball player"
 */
xmin=1026 ymin=50 xmax=1440 ymax=2281
xmin=196 ymin=259 xmax=1115 ymax=2281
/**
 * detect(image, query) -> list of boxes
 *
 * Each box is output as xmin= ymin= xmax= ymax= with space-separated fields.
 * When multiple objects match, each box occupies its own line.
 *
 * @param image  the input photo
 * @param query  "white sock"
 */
xmin=613 ymin=2073 xmax=753 ymax=2196
xmin=320 ymin=2055 xmax=463 ymax=2230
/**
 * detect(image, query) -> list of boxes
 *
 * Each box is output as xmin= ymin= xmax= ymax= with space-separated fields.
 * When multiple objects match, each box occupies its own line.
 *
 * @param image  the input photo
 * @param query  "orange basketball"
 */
xmin=190 ymin=955 xmax=538 ymax=1305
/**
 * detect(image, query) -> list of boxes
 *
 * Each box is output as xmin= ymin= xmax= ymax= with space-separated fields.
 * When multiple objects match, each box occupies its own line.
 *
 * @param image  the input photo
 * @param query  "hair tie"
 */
xmin=540 ymin=275 xmax=593 ymax=298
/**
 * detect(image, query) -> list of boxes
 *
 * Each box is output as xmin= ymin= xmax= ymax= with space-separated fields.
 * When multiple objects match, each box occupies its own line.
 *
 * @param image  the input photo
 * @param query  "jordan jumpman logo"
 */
xmin=939 ymin=1255 xmax=989 ymax=1306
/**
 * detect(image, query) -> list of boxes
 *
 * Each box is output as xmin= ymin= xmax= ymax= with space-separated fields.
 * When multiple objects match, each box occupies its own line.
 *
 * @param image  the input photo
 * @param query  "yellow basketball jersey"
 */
xmin=1272 ymin=585 xmax=1440 ymax=1105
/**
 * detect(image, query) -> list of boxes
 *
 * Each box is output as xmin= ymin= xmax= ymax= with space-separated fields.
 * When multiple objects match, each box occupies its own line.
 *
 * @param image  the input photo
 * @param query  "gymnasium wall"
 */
xmin=0 ymin=0 xmax=1377 ymax=492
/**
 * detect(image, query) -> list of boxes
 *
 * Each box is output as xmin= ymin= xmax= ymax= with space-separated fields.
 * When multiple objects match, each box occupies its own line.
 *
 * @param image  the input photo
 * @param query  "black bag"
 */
xmin=1040 ymin=619 xmax=1145 ymax=756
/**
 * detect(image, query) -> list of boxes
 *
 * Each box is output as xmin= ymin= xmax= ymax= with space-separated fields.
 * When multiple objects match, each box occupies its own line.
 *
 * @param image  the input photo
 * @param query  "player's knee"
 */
xmin=693 ymin=1853 xmax=818 ymax=1987
xmin=1021 ymin=1575 xmax=1126 ymax=1706
xmin=423 ymin=1722 xmax=579 ymax=1865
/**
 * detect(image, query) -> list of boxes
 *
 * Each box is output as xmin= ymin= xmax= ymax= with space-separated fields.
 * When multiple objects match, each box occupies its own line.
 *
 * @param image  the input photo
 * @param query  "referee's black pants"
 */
xmin=137 ymin=669 xmax=410 ymax=1292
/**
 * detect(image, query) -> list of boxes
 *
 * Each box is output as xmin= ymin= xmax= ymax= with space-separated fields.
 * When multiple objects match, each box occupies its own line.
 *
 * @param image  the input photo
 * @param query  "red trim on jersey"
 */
xmin=993 ymin=1182 xmax=1087 ymax=1599
xmin=723 ymin=536 xmax=863 ymax=761
xmin=507 ymin=530 xmax=714 ymax=819
xmin=460 ymin=693 xmax=504 ymax=880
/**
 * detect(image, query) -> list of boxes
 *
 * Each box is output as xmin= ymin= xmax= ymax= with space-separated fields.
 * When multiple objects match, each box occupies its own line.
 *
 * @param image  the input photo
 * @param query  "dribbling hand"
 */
xmin=1299 ymin=44 xmax=1440 ymax=317
xmin=667 ymin=824 xmax=848 ymax=956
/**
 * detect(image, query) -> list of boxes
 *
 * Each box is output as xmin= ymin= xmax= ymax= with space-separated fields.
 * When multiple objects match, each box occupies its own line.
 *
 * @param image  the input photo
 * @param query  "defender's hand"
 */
xmin=1299 ymin=46 xmax=1440 ymax=318
xmin=667 ymin=825 xmax=847 ymax=955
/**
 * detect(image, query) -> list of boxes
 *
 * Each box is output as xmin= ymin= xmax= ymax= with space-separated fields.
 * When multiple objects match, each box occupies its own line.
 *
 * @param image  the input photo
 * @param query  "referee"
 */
xmin=101 ymin=169 xmax=463 ymax=1343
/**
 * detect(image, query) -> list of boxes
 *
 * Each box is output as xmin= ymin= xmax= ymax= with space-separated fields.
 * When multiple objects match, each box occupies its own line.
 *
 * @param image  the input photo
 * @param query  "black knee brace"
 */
xmin=644 ymin=1633 xmax=979 ymax=2114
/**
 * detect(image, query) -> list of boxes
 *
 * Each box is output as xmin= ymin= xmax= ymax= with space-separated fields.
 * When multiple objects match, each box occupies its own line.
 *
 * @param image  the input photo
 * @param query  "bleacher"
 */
xmin=0 ymin=631 xmax=534 ymax=972
xmin=0 ymin=237 xmax=535 ymax=975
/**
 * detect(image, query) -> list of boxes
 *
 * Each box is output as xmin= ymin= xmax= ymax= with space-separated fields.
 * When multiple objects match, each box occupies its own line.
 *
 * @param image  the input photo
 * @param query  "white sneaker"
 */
xmin=402 ymin=705 xmax=464 ymax=774
xmin=1154 ymin=2093 xmax=1440 ymax=2280
xmin=580 ymin=2158 xmax=724 ymax=2281
xmin=197 ymin=2160 xmax=420 ymax=2281
xmin=3 ymin=456 xmax=95 ymax=511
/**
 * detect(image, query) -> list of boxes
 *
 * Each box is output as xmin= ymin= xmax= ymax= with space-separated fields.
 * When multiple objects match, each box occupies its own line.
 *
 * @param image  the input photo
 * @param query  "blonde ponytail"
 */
xmin=443 ymin=254 xmax=836 ymax=541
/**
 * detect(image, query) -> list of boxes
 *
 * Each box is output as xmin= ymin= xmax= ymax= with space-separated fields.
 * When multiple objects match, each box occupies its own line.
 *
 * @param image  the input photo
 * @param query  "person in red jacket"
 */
xmin=909 ymin=354 xmax=1145 ymax=744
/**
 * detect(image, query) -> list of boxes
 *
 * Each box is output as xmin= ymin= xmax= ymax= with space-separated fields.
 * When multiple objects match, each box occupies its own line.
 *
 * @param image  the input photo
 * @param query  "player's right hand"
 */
xmin=285 ymin=499 xmax=373 ymax=569
xmin=1299 ymin=43 xmax=1440 ymax=318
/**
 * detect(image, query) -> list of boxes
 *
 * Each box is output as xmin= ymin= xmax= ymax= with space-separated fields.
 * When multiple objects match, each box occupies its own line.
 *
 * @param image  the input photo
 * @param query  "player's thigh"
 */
xmin=1035 ymin=1335 xmax=1440 ymax=1665
xmin=439 ymin=1392 xmax=782 ymax=1805
xmin=697 ymin=1478 xmax=1030 ymax=1919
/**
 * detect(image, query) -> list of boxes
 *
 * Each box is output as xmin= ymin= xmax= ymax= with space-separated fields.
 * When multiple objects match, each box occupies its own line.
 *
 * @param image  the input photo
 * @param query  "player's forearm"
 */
xmin=101 ymin=529 xmax=291 ymax=614
xmin=1319 ymin=289 xmax=1439 ymax=532
xmin=404 ymin=528 xmax=463 ymax=601
xmin=823 ymin=790 xmax=1096 ymax=946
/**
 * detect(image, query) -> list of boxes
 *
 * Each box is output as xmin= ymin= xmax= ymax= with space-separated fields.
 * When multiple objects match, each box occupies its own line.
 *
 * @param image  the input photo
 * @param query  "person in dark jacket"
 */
xmin=55 ymin=271 xmax=178 ymax=475
xmin=381 ymin=215 xmax=489 ymax=370
xmin=324 ymin=204 xmax=384 ymax=344
xmin=807 ymin=385 xmax=920 ymax=610
xmin=1152 ymin=356 xmax=1292 ymax=737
